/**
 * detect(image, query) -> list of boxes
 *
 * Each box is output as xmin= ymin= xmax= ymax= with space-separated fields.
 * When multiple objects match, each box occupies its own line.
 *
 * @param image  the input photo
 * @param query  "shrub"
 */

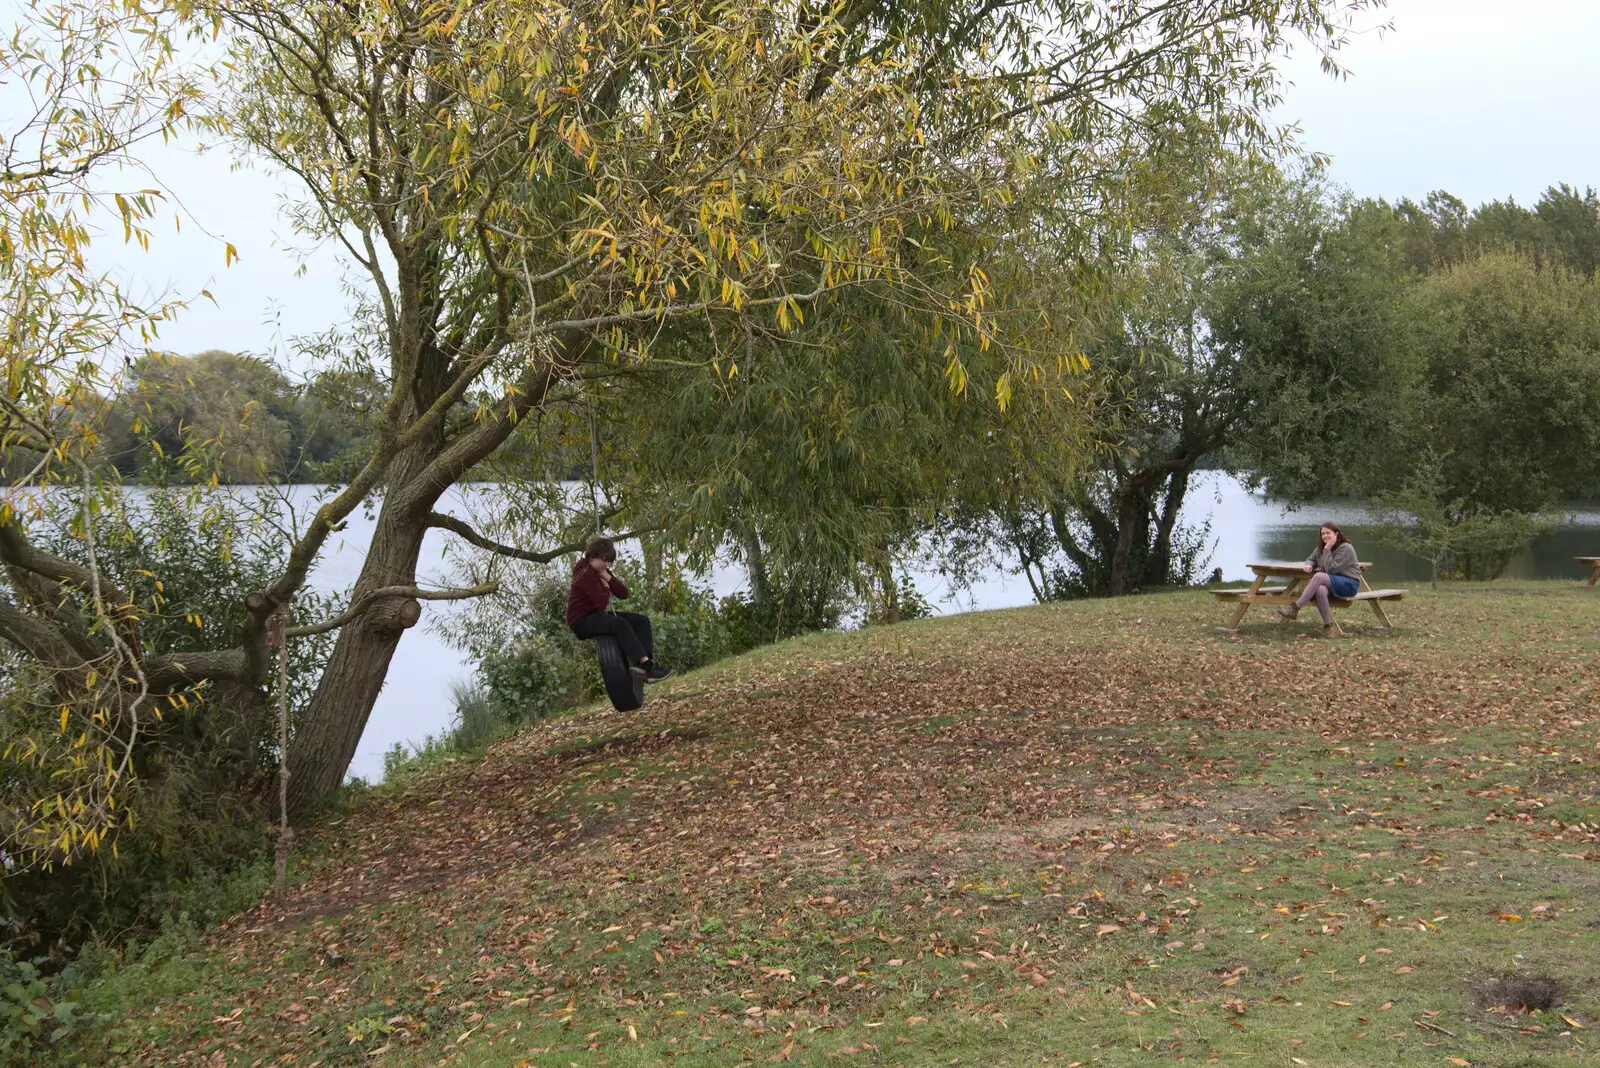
xmin=633 ymin=571 xmax=731 ymax=670
xmin=863 ymin=570 xmax=935 ymax=625
xmin=478 ymin=632 xmax=592 ymax=723
xmin=0 ymin=952 xmax=92 ymax=1059
xmin=720 ymin=579 xmax=845 ymax=654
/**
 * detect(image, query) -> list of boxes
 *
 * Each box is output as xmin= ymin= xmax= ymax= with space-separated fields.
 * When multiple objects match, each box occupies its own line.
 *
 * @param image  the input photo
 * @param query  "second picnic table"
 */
xmin=1212 ymin=562 xmax=1406 ymax=635
xmin=1580 ymin=556 xmax=1600 ymax=587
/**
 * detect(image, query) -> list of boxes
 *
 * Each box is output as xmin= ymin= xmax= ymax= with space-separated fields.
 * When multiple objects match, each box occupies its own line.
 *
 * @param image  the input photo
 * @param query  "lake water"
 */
xmin=297 ymin=474 xmax=1598 ymax=781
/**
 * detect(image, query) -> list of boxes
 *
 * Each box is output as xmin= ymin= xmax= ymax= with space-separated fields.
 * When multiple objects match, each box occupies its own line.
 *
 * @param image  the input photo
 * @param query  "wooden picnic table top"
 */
xmin=1246 ymin=561 xmax=1372 ymax=578
xmin=1579 ymin=556 xmax=1600 ymax=565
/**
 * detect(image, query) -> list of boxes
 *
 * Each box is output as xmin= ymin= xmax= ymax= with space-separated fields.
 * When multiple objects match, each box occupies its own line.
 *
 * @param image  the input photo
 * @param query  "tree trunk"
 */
xmin=1011 ymin=535 xmax=1045 ymax=602
xmin=740 ymin=524 xmax=770 ymax=605
xmin=285 ymin=518 xmax=428 ymax=812
xmin=642 ymin=534 xmax=663 ymax=592
xmin=284 ymin=444 xmax=440 ymax=813
xmin=1107 ymin=476 xmax=1152 ymax=597
xmin=281 ymin=335 xmax=573 ymax=814
xmin=873 ymin=557 xmax=901 ymax=623
xmin=1146 ymin=469 xmax=1192 ymax=586
xmin=1107 ymin=495 xmax=1137 ymax=596
xmin=1047 ymin=499 xmax=1097 ymax=579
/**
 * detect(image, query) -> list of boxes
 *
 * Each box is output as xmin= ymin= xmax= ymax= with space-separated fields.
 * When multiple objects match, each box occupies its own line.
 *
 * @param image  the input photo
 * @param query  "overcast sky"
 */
xmin=83 ymin=0 xmax=1600 ymax=364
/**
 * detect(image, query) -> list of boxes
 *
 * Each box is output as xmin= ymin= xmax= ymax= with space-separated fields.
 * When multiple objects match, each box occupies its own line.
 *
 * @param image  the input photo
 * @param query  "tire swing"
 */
xmin=584 ymin=401 xmax=645 ymax=714
xmin=595 ymin=634 xmax=645 ymax=712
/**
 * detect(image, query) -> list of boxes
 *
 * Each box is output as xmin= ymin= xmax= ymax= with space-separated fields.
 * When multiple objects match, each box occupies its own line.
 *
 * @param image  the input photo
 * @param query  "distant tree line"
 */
xmin=92 ymin=351 xmax=382 ymax=483
xmin=1233 ymin=180 xmax=1600 ymax=580
xmin=1388 ymin=184 xmax=1600 ymax=276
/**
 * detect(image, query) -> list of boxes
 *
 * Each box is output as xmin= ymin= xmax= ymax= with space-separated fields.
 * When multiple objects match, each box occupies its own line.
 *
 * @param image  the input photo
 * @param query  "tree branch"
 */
xmin=142 ymin=646 xmax=251 ymax=694
xmin=0 ymin=517 xmax=130 ymax=610
xmin=426 ymin=511 xmax=651 ymax=564
xmin=284 ymin=582 xmax=500 ymax=639
xmin=0 ymin=592 xmax=93 ymax=682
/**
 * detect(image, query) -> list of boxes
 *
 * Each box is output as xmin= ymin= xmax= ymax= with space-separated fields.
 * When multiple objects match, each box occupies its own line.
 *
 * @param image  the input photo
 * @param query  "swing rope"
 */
xmin=588 ymin=399 xmax=602 ymax=536
xmin=271 ymin=601 xmax=295 ymax=899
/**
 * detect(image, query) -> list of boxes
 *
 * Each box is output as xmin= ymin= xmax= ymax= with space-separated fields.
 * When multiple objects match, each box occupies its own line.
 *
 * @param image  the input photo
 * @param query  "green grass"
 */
xmin=66 ymin=581 xmax=1600 ymax=1066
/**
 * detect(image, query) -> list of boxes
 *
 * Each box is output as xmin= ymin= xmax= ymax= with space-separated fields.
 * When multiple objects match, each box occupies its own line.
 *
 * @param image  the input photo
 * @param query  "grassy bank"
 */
xmin=74 ymin=581 xmax=1600 ymax=1066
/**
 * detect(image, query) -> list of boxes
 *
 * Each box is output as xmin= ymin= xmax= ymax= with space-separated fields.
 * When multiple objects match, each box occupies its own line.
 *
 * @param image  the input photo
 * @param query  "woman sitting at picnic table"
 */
xmin=1277 ymin=521 xmax=1362 ymax=635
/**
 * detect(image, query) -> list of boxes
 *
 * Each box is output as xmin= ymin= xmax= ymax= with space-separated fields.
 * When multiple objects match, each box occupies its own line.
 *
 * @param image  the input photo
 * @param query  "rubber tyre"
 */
xmin=595 ymin=634 xmax=645 ymax=712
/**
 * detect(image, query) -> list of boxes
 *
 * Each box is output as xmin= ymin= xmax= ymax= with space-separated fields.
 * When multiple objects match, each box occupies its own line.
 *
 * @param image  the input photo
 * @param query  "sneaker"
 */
xmin=1321 ymin=624 xmax=1338 ymax=638
xmin=645 ymin=663 xmax=673 ymax=683
xmin=1275 ymin=605 xmax=1299 ymax=620
xmin=627 ymin=664 xmax=647 ymax=680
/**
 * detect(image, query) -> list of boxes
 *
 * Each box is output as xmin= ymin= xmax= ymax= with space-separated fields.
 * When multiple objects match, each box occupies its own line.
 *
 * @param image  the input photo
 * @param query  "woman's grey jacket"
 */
xmin=1306 ymin=542 xmax=1362 ymax=580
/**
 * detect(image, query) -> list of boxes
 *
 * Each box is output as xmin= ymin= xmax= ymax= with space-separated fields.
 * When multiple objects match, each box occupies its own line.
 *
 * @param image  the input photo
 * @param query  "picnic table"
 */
xmin=1580 ymin=556 xmax=1600 ymax=587
xmin=1211 ymin=562 xmax=1407 ymax=636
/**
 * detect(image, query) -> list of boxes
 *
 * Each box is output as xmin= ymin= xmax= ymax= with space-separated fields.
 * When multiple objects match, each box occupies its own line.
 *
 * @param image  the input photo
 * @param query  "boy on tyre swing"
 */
xmin=566 ymin=535 xmax=672 ymax=682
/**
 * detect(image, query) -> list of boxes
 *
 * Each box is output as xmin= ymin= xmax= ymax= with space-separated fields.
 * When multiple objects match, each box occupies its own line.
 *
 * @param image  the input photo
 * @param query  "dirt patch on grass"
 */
xmin=1478 ymin=975 xmax=1567 ymax=1013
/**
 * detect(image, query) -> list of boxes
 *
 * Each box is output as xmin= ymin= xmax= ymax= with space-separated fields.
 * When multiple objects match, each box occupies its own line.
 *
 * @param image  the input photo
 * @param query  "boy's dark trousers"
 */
xmin=571 ymin=611 xmax=653 ymax=665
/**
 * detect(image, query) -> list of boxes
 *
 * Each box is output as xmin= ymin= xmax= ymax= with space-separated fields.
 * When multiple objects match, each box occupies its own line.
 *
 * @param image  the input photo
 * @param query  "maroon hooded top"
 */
xmin=566 ymin=558 xmax=629 ymax=627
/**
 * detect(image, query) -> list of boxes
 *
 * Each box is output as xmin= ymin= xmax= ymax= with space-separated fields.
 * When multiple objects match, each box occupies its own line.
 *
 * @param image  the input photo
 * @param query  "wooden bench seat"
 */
xmin=1211 ymin=586 xmax=1290 ymax=600
xmin=1335 ymin=588 xmax=1406 ymax=603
